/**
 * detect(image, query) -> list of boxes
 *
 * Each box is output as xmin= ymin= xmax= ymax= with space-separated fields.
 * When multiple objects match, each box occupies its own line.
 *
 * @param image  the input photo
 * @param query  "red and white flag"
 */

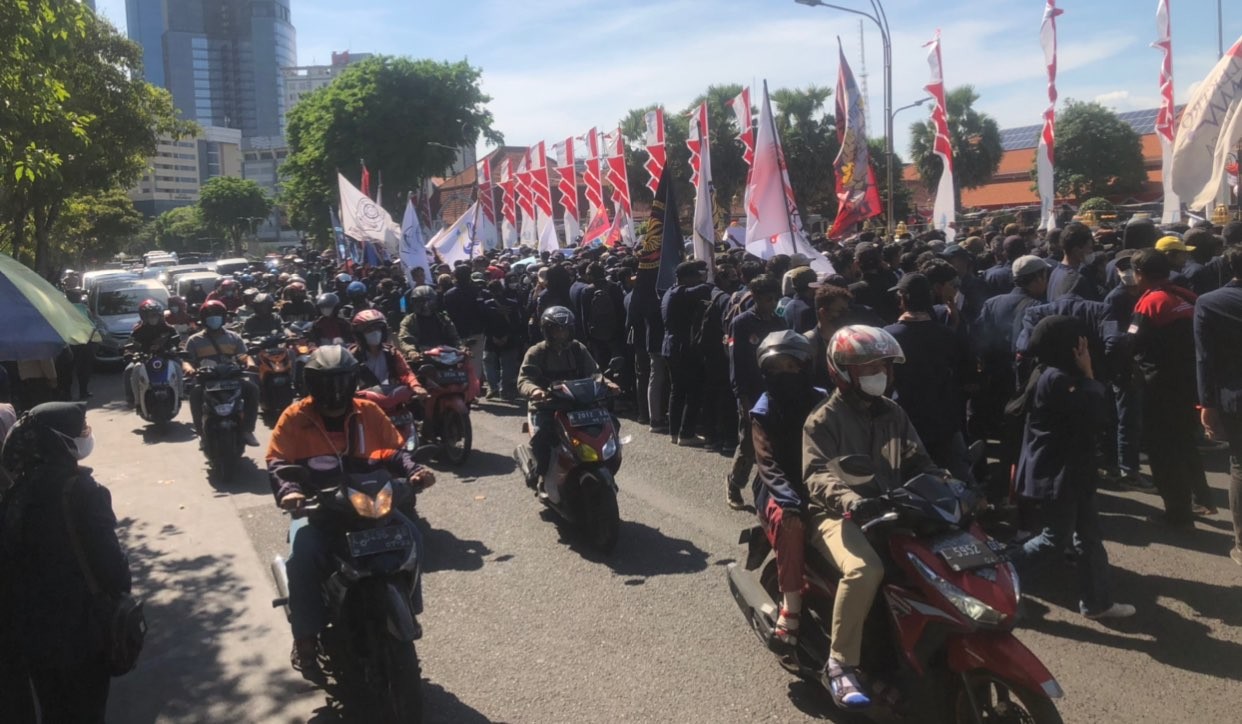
xmin=475 ymin=157 xmax=499 ymax=251
xmin=687 ymin=101 xmax=715 ymax=276
xmin=604 ymin=127 xmax=636 ymax=245
xmin=1153 ymin=0 xmax=1180 ymax=223
xmin=643 ymin=108 xmax=666 ymax=195
xmin=553 ymin=137 xmax=580 ymax=244
xmin=531 ymin=142 xmax=559 ymax=250
xmin=925 ymin=30 xmax=957 ymax=243
xmin=499 ymin=157 xmax=518 ymax=248
xmin=582 ymin=128 xmax=606 ymax=223
xmin=1036 ymin=0 xmax=1063 ymax=231
xmin=516 ymin=151 xmax=536 ymax=245
xmin=827 ymin=44 xmax=882 ymax=241
xmin=580 ymin=206 xmax=611 ymax=246
xmin=727 ymin=87 xmax=755 ymax=168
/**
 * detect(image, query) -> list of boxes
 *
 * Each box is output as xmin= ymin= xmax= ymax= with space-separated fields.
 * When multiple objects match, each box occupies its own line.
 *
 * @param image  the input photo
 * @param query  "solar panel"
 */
xmin=995 ymin=105 xmax=1184 ymax=152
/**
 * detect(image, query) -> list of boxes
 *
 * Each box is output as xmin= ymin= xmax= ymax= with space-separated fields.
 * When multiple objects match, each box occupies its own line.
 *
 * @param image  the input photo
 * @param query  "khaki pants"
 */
xmin=809 ymin=514 xmax=884 ymax=667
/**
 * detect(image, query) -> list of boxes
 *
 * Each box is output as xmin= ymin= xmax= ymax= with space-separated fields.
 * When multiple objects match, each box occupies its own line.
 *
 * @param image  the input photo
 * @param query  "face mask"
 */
xmin=204 ymin=316 xmax=224 ymax=331
xmin=319 ymin=307 xmax=334 ymax=317
xmin=364 ymin=330 xmax=383 ymax=346
xmin=857 ymin=372 xmax=888 ymax=397
xmin=765 ymin=371 xmax=810 ymax=401
xmin=1119 ymin=269 xmax=1137 ymax=287
xmin=54 ymin=429 xmax=94 ymax=461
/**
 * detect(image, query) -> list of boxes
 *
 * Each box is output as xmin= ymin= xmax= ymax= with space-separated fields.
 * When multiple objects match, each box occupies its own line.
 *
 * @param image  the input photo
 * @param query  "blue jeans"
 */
xmin=483 ymin=347 xmax=520 ymax=398
xmin=1112 ymin=382 xmax=1143 ymax=477
xmin=286 ymin=514 xmax=424 ymax=640
xmin=1012 ymin=483 xmax=1113 ymax=615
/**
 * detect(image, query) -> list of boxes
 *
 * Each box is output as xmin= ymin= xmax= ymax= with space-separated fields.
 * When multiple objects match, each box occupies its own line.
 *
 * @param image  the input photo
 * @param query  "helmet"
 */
xmin=826 ymin=325 xmax=905 ymax=391
xmin=252 ymin=293 xmax=274 ymax=315
xmin=199 ymin=299 xmax=228 ymax=322
xmin=65 ymin=287 xmax=85 ymax=304
xmin=218 ymin=278 xmax=240 ymax=296
xmin=346 ymin=280 xmax=367 ymax=298
xmin=756 ymin=330 xmax=813 ymax=369
xmin=540 ymin=305 xmax=575 ymax=340
xmin=303 ymin=344 xmax=359 ymax=413
xmin=278 ymin=272 xmax=291 ymax=285
xmin=166 ymin=295 xmax=186 ymax=314
xmin=284 ymin=281 xmax=306 ymax=300
xmin=335 ymin=273 xmax=353 ymax=285
xmin=240 ymin=273 xmax=255 ymax=286
xmin=409 ymin=285 xmax=437 ymax=312
xmin=242 ymin=288 xmax=259 ymax=306
xmin=315 ymin=292 xmax=340 ymax=314
xmin=351 ymin=308 xmax=386 ymax=332
xmin=138 ymin=299 xmax=165 ymax=326
xmin=289 ymin=274 xmax=305 ymax=285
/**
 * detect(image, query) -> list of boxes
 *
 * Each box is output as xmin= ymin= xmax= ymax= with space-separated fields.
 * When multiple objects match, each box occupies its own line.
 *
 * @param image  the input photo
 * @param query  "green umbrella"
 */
xmin=0 ymin=253 xmax=98 ymax=361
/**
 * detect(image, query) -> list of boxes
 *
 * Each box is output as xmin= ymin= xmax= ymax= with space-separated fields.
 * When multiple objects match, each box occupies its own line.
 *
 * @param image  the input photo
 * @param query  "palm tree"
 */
xmin=909 ymin=85 xmax=1003 ymax=207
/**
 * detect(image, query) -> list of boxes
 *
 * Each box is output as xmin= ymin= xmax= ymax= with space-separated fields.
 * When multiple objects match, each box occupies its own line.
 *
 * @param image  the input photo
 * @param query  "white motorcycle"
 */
xmin=128 ymin=349 xmax=185 ymax=427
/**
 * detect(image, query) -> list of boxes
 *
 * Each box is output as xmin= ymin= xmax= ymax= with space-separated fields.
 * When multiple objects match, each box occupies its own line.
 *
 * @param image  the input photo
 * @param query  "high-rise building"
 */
xmin=283 ymin=51 xmax=373 ymax=115
xmin=125 ymin=0 xmax=296 ymax=139
xmin=129 ymin=126 xmax=243 ymax=216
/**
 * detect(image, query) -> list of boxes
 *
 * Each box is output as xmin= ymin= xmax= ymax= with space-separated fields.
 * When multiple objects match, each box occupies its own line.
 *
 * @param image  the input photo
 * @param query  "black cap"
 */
xmin=940 ymin=243 xmax=970 ymax=258
xmin=675 ymin=259 xmax=708 ymax=279
xmin=888 ymin=272 xmax=931 ymax=295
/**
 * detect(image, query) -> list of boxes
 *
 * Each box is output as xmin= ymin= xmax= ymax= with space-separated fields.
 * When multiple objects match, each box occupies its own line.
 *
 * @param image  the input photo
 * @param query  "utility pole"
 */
xmin=859 ymin=20 xmax=872 ymax=134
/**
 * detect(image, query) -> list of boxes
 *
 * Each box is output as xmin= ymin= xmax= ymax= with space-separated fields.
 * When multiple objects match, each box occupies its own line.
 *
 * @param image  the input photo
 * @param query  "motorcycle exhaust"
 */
xmin=727 ymin=563 xmax=779 ymax=642
xmin=271 ymin=556 xmax=291 ymax=615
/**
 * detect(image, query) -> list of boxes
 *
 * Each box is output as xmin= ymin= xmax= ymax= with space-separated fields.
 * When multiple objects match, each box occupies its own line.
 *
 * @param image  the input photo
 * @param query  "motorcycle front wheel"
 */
xmin=953 ymin=672 xmax=1063 ymax=724
xmin=381 ymin=638 xmax=423 ymax=724
xmin=438 ymin=407 xmax=472 ymax=467
xmin=579 ymin=469 xmax=620 ymax=553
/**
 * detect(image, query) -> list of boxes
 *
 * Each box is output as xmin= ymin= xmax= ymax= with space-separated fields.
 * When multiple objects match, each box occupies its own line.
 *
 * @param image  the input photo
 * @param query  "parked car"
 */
xmin=174 ymin=272 xmax=222 ymax=304
xmin=159 ymin=263 xmax=215 ymax=288
xmin=90 ymin=278 xmax=170 ymax=365
xmin=214 ymin=257 xmax=252 ymax=277
xmin=81 ymin=269 xmax=139 ymax=296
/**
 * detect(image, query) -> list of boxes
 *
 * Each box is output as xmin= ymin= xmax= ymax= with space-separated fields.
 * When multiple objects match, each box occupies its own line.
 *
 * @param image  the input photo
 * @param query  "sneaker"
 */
xmin=822 ymin=658 xmax=871 ymax=710
xmin=1117 ymin=473 xmax=1156 ymax=492
xmin=648 ymin=422 xmax=669 ymax=434
xmin=1192 ymin=502 xmax=1219 ymax=516
xmin=243 ymin=431 xmax=260 ymax=447
xmin=1084 ymin=603 xmax=1136 ymax=620
xmin=726 ymin=479 xmax=746 ymax=511
xmin=636 ymin=415 xmax=651 ymax=426
xmin=1231 ymin=547 xmax=1242 ymax=566
xmin=676 ymin=435 xmax=707 ymax=448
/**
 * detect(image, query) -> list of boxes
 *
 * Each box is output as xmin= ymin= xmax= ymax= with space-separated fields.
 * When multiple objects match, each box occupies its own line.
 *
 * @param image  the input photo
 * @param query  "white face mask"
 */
xmin=364 ymin=330 xmax=383 ymax=347
xmin=54 ymin=429 xmax=94 ymax=461
xmin=1119 ymin=269 xmax=1137 ymax=287
xmin=858 ymin=372 xmax=888 ymax=397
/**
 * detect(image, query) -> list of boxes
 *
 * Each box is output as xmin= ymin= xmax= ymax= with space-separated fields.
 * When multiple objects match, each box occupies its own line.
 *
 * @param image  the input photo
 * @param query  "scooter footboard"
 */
xmin=947 ymin=632 xmax=1063 ymax=699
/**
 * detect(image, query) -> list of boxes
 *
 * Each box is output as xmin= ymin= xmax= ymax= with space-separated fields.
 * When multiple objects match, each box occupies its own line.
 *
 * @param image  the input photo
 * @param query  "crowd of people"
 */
xmin=2 ymin=211 xmax=1241 ymax=717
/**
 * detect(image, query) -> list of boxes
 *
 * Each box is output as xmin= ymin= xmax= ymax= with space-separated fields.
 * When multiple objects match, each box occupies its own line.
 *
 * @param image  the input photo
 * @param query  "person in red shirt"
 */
xmin=205 ymin=278 xmax=243 ymax=312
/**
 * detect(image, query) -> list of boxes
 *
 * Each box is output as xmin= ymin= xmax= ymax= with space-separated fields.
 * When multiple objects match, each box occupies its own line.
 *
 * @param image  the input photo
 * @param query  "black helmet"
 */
xmin=757 ymin=330 xmax=813 ymax=369
xmin=315 ymin=292 xmax=340 ymax=314
xmin=303 ymin=344 xmax=359 ymax=413
xmin=540 ymin=305 xmax=575 ymax=342
xmin=409 ymin=285 xmax=436 ymax=312
xmin=252 ymin=293 xmax=274 ymax=316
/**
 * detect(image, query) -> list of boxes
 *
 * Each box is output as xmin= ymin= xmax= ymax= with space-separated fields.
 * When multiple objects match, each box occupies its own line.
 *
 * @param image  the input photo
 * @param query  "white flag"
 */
xmin=687 ymin=101 xmax=715 ymax=280
xmin=400 ymin=198 xmax=432 ymax=284
xmin=338 ymin=173 xmax=401 ymax=257
xmin=427 ymin=202 xmax=478 ymax=267
xmin=1190 ymin=98 xmax=1242 ymax=213
xmin=1171 ymin=35 xmax=1242 ymax=210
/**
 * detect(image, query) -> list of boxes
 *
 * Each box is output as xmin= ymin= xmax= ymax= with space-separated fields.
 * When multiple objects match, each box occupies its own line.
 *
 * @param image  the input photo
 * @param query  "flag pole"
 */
xmin=762 ymin=80 xmax=798 ymax=248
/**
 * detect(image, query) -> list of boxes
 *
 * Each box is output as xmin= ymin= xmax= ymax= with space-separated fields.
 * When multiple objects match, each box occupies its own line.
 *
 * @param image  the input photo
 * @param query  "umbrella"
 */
xmin=0 ymin=253 xmax=97 ymax=361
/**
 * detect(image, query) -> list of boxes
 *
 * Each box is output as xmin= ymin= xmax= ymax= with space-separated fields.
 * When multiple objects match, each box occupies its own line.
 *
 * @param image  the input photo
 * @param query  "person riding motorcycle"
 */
xmin=396 ymin=286 xmax=461 ymax=361
xmin=342 ymin=280 xmax=371 ymax=317
xmin=181 ymin=300 xmax=260 ymax=447
xmin=279 ymin=282 xmax=316 ymax=323
xmin=517 ymin=306 xmax=617 ymax=489
xmin=349 ymin=310 xmax=424 ymax=393
xmin=243 ymin=293 xmax=283 ymax=338
xmin=801 ymin=324 xmax=945 ymax=710
xmin=749 ymin=331 xmax=828 ymax=655
xmin=123 ymin=299 xmax=180 ymax=406
xmin=265 ymin=345 xmax=435 ymax=677
xmin=205 ymin=278 xmax=243 ymax=312
xmin=164 ymin=295 xmax=196 ymax=334
xmin=185 ymin=279 xmax=208 ymax=308
xmin=333 ymin=272 xmax=354 ymax=298
xmin=309 ymin=292 xmax=352 ymax=346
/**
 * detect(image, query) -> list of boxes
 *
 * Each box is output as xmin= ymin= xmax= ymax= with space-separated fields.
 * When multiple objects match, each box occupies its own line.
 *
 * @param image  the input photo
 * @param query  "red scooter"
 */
xmin=728 ymin=456 xmax=1063 ymax=723
xmin=412 ymin=346 xmax=476 ymax=466
xmin=356 ymin=383 xmax=419 ymax=443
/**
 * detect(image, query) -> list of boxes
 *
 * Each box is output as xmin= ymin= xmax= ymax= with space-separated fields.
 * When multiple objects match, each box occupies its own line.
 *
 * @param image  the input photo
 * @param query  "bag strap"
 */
xmin=61 ymin=475 xmax=103 ymax=598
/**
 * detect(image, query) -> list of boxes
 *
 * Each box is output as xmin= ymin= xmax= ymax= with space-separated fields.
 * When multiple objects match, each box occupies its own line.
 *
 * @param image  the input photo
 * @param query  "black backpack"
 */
xmin=586 ymin=285 xmax=617 ymax=341
xmin=690 ymin=288 xmax=728 ymax=354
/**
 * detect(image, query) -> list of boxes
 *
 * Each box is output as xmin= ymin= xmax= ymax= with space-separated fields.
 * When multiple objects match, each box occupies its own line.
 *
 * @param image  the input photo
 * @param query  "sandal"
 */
xmin=822 ymin=658 xmax=872 ymax=710
xmin=768 ymin=609 xmax=799 ymax=654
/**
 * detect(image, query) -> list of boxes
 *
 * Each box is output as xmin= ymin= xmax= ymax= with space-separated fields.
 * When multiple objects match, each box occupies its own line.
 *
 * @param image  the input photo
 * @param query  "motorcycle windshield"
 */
xmin=554 ymin=378 xmax=603 ymax=405
xmin=903 ymin=474 xmax=963 ymax=525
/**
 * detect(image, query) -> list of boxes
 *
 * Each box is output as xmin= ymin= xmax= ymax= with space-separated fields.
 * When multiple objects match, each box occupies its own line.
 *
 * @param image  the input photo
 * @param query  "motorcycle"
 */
xmin=727 ymin=455 xmax=1063 ymax=723
xmin=270 ymin=457 xmax=429 ymax=723
xmin=513 ymin=376 xmax=623 ymax=552
xmin=412 ymin=346 xmax=475 ymax=466
xmin=126 ymin=349 xmax=184 ymax=427
xmin=357 ymin=383 xmax=420 ymax=443
xmin=195 ymin=360 xmax=247 ymax=474
xmin=250 ymin=330 xmax=295 ymax=420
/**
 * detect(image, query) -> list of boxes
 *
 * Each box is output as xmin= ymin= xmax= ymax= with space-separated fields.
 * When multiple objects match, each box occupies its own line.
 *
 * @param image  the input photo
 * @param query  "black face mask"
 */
xmin=764 ymin=370 xmax=812 ymax=403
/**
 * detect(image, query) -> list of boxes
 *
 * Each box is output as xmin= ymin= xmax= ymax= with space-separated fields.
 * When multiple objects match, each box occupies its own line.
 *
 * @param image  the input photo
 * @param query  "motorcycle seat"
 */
xmin=357 ymin=385 xmax=412 ymax=412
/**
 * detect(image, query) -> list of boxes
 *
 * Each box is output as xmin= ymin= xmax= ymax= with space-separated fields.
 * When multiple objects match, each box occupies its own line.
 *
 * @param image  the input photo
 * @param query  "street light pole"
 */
xmin=795 ymin=0 xmax=894 ymax=237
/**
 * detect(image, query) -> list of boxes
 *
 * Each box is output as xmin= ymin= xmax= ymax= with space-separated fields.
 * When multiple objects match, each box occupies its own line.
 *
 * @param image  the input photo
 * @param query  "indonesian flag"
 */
xmin=1171 ymin=33 xmax=1242 ymax=211
xmin=1036 ymin=0 xmax=1063 ymax=231
xmin=727 ymin=87 xmax=755 ymax=168
xmin=582 ymin=128 xmax=606 ymax=223
xmin=499 ymin=157 xmax=518 ymax=248
xmin=517 ymin=151 xmax=536 ymax=245
xmin=580 ymin=206 xmax=611 ymax=246
xmin=925 ymin=30 xmax=957 ymax=243
xmin=553 ymin=137 xmax=580 ymax=244
xmin=1153 ymin=0 xmax=1180 ymax=223
xmin=530 ymin=141 xmax=555 ymax=218
xmin=360 ymin=162 xmax=372 ymax=199
xmin=604 ymin=127 xmax=636 ymax=245
xmin=475 ymin=157 xmax=499 ymax=251
xmin=687 ymin=101 xmax=715 ymax=278
xmin=827 ymin=45 xmax=883 ymax=240
xmin=643 ymin=107 xmax=666 ymax=195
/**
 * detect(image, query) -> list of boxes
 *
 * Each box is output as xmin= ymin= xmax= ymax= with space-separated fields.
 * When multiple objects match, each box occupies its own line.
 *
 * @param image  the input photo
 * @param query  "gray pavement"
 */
xmin=87 ymin=370 xmax=1242 ymax=723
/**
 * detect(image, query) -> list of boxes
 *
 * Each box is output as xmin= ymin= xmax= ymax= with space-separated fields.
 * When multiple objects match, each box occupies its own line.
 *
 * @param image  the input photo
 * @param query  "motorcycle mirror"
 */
xmin=606 ymin=356 xmax=625 ymax=375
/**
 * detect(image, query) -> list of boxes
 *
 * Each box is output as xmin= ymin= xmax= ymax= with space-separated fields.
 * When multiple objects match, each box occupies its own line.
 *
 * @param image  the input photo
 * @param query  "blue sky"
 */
xmin=93 ymin=0 xmax=1241 ymax=158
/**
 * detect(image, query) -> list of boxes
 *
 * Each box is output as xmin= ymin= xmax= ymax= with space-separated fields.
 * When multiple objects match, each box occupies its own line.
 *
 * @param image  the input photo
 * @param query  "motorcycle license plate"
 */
xmin=437 ymin=370 xmax=467 ymax=385
xmin=347 ymin=526 xmax=411 ymax=558
xmin=206 ymin=381 xmax=240 ymax=392
xmin=932 ymin=532 xmax=1000 ymax=572
xmin=567 ymin=408 xmax=610 ymax=427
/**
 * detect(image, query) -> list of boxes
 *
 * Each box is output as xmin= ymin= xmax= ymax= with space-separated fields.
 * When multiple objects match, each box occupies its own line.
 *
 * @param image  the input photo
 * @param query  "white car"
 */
xmin=89 ymin=278 xmax=170 ymax=365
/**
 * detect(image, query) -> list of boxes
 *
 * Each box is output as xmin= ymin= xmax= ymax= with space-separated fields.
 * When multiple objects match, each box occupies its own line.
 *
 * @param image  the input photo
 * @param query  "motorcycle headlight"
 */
xmin=600 ymin=437 xmax=618 ymax=460
xmin=908 ymin=553 xmax=1007 ymax=626
xmin=571 ymin=438 xmax=600 ymax=462
xmin=213 ymin=403 xmax=235 ymax=416
xmin=374 ymin=482 xmax=394 ymax=518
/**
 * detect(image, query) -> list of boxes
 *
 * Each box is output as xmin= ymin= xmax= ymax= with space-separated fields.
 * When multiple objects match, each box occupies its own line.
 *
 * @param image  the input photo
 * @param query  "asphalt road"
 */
xmin=86 ymin=369 xmax=1242 ymax=723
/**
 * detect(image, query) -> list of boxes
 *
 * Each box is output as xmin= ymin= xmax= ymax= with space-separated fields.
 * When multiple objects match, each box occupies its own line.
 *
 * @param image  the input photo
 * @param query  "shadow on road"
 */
xmin=206 ymin=455 xmax=270 ymax=495
xmin=566 ymin=519 xmax=709 ymax=579
xmin=133 ymin=420 xmax=197 ymax=445
xmin=418 ymin=519 xmax=492 ymax=573
xmin=451 ymin=448 xmax=517 ymax=480
xmin=302 ymin=677 xmax=495 ymax=723
xmin=1096 ymin=491 xmax=1235 ymax=556
xmin=786 ymin=679 xmax=864 ymax=722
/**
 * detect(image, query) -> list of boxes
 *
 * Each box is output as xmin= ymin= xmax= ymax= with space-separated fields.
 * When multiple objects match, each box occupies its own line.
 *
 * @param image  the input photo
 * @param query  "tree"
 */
xmin=908 ymin=85 xmax=1003 ymax=206
xmin=1077 ymin=197 xmax=1115 ymax=213
xmin=869 ymin=140 xmax=912 ymax=228
xmin=52 ymin=189 xmax=144 ymax=265
xmin=771 ymin=86 xmax=839 ymax=222
xmin=282 ymin=56 xmax=501 ymax=241
xmin=138 ymin=204 xmax=211 ymax=253
xmin=199 ymin=177 xmax=273 ymax=254
xmin=1048 ymin=100 xmax=1146 ymax=201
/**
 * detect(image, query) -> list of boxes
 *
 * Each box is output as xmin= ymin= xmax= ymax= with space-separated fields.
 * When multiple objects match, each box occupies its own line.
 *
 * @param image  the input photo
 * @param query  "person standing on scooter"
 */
xmin=518 ymin=306 xmax=616 ymax=490
xmin=802 ymin=325 xmax=943 ymax=710
xmin=266 ymin=345 xmax=435 ymax=678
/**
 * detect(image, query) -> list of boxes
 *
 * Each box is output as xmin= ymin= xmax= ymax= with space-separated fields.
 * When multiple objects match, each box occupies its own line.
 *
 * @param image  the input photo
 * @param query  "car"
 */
xmin=158 ymin=263 xmax=215 ymax=288
xmin=214 ymin=257 xmax=251 ymax=277
xmin=89 ymin=278 xmax=170 ymax=365
xmin=81 ymin=269 xmax=139 ymax=296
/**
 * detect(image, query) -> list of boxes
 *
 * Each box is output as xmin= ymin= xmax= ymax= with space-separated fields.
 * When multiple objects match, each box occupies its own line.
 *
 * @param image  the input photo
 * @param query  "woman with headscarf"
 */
xmin=1009 ymin=316 xmax=1134 ymax=620
xmin=0 ymin=402 xmax=130 ymax=723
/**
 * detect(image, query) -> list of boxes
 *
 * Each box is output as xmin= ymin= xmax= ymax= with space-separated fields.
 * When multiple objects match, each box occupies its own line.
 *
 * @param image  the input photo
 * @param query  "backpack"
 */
xmin=586 ymin=285 xmax=617 ymax=341
xmin=723 ymin=289 xmax=753 ymax=333
xmin=690 ymin=288 xmax=728 ymax=354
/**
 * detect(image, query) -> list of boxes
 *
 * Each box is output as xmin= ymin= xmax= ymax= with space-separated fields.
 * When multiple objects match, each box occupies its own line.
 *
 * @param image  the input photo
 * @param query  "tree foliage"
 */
xmin=282 ymin=56 xmax=502 ymax=241
xmin=52 ymin=188 xmax=143 ymax=265
xmin=1077 ymin=196 xmax=1115 ymax=212
xmin=1049 ymin=100 xmax=1147 ymax=202
xmin=137 ymin=205 xmax=211 ymax=253
xmin=869 ymin=139 xmax=911 ymax=227
xmin=199 ymin=177 xmax=272 ymax=254
xmin=908 ymin=85 xmax=1003 ymax=199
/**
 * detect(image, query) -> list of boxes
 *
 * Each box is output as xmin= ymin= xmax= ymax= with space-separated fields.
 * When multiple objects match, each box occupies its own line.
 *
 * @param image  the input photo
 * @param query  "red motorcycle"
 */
xmin=728 ymin=456 xmax=1063 ymax=724
xmin=356 ymin=383 xmax=419 ymax=443
xmin=412 ymin=346 xmax=476 ymax=466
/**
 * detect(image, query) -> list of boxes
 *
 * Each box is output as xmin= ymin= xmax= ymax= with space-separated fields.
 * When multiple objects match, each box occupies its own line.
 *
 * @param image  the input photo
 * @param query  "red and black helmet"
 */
xmin=826 ymin=325 xmax=905 ymax=393
xmin=138 ymin=299 xmax=165 ymax=326
xmin=199 ymin=299 xmax=229 ymax=322
xmin=351 ymin=309 xmax=387 ymax=341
